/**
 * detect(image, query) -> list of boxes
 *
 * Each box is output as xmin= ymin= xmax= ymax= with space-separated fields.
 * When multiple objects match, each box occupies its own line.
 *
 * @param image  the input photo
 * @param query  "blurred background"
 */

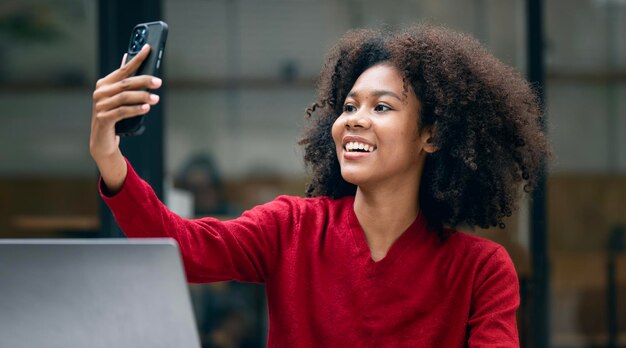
xmin=0 ymin=0 xmax=625 ymax=347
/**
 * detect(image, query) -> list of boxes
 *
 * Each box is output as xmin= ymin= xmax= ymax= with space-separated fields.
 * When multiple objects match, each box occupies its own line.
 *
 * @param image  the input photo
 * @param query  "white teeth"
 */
xmin=344 ymin=141 xmax=375 ymax=152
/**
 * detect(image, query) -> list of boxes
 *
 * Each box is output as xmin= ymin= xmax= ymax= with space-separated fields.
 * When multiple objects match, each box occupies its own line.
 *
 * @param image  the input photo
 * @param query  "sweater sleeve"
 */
xmin=99 ymin=158 xmax=301 ymax=284
xmin=467 ymin=246 xmax=521 ymax=347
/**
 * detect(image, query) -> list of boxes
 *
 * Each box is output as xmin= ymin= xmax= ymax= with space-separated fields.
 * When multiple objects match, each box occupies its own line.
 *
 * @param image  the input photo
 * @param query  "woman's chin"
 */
xmin=340 ymin=171 xmax=370 ymax=187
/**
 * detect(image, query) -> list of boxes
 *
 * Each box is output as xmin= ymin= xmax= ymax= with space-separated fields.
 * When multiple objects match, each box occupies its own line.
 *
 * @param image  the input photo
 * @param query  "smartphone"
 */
xmin=115 ymin=21 xmax=168 ymax=136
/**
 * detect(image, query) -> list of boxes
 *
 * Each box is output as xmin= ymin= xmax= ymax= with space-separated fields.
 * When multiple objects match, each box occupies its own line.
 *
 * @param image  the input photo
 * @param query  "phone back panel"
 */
xmin=115 ymin=21 xmax=168 ymax=136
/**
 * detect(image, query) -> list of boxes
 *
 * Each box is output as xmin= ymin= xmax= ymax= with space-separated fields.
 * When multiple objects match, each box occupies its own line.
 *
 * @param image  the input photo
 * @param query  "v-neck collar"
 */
xmin=345 ymin=196 xmax=427 ymax=277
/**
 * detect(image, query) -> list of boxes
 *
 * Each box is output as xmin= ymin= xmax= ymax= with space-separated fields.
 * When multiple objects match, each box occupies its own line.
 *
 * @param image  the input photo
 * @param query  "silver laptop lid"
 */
xmin=0 ymin=238 xmax=201 ymax=348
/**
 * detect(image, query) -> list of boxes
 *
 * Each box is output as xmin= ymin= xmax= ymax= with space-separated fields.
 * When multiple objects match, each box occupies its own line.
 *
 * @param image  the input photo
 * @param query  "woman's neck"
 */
xmin=353 ymin=183 xmax=420 ymax=261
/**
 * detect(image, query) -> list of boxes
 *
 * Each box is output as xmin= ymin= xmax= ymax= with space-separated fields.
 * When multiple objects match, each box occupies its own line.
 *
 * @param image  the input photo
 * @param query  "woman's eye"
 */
xmin=374 ymin=104 xmax=391 ymax=112
xmin=343 ymin=104 xmax=357 ymax=113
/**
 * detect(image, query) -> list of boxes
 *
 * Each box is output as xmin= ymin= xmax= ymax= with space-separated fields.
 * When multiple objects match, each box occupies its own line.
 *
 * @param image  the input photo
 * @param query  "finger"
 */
xmin=96 ymin=104 xmax=151 ymax=123
xmin=97 ymin=90 xmax=159 ymax=112
xmin=120 ymin=53 xmax=128 ymax=68
xmin=117 ymin=44 xmax=150 ymax=77
xmin=94 ymin=75 xmax=161 ymax=100
xmin=98 ymin=44 xmax=151 ymax=86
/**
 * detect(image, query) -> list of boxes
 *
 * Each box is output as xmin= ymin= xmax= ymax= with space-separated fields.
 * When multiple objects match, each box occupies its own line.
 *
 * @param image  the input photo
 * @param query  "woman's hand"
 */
xmin=90 ymin=44 xmax=162 ymax=194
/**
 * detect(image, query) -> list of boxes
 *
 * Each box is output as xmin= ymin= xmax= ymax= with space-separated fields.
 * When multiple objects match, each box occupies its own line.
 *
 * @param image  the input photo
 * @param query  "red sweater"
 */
xmin=101 ymin=162 xmax=520 ymax=347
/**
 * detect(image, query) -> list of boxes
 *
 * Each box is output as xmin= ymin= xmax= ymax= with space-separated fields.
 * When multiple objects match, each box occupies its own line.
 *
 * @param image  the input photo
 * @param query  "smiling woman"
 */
xmin=330 ymin=64 xmax=434 ymax=261
xmin=92 ymin=24 xmax=550 ymax=347
xmin=332 ymin=65 xmax=429 ymax=193
xmin=301 ymin=26 xmax=550 ymax=235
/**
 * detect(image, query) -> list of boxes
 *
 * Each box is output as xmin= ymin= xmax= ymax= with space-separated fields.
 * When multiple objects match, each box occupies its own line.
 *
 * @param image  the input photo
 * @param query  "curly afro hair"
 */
xmin=299 ymin=25 xmax=550 ymax=232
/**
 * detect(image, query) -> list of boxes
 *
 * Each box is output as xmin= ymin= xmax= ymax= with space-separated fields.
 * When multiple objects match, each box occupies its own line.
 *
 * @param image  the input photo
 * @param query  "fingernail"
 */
xmin=150 ymin=94 xmax=160 ymax=103
xmin=141 ymin=104 xmax=150 ymax=111
xmin=152 ymin=78 xmax=162 ymax=87
xmin=143 ymin=44 xmax=150 ymax=50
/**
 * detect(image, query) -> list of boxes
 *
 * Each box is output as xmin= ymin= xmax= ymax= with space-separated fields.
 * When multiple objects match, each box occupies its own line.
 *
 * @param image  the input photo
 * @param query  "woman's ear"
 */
xmin=420 ymin=128 xmax=438 ymax=154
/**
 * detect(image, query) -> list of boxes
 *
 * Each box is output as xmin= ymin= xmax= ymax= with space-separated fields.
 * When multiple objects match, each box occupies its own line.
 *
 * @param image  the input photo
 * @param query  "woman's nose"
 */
xmin=345 ymin=112 xmax=371 ymax=129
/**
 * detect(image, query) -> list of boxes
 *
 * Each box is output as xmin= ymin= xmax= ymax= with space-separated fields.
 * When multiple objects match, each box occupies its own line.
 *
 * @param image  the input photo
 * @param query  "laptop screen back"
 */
xmin=0 ymin=239 xmax=201 ymax=348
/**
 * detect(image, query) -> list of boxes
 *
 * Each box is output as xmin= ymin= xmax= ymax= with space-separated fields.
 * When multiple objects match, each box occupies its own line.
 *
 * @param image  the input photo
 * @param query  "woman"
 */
xmin=91 ymin=25 xmax=550 ymax=346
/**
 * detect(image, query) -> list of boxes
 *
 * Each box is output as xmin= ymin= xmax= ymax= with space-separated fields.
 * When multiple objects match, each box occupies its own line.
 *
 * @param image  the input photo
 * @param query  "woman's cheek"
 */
xmin=331 ymin=116 xmax=344 ymax=147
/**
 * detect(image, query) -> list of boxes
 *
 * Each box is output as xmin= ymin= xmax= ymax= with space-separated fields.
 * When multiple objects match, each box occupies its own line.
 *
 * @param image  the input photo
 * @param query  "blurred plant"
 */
xmin=0 ymin=2 xmax=64 ymax=43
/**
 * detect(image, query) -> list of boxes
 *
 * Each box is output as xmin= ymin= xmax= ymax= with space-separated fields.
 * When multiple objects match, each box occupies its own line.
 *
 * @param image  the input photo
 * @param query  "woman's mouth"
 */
xmin=344 ymin=141 xmax=376 ymax=153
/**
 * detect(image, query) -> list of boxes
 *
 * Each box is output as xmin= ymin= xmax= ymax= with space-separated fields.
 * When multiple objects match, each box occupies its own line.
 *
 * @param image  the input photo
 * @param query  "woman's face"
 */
xmin=331 ymin=64 xmax=430 ymax=191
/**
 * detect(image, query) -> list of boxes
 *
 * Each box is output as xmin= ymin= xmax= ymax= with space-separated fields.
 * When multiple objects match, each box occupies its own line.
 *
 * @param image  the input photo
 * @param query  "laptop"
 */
xmin=0 ymin=238 xmax=201 ymax=348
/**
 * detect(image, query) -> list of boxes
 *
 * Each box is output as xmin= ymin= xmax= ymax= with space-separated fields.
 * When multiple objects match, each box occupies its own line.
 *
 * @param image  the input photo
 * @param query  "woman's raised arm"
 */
xmin=90 ymin=44 xmax=161 ymax=194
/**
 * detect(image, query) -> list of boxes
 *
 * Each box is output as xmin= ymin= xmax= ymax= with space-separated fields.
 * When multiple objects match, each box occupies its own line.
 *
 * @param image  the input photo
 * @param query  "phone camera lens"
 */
xmin=129 ymin=27 xmax=148 ymax=53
